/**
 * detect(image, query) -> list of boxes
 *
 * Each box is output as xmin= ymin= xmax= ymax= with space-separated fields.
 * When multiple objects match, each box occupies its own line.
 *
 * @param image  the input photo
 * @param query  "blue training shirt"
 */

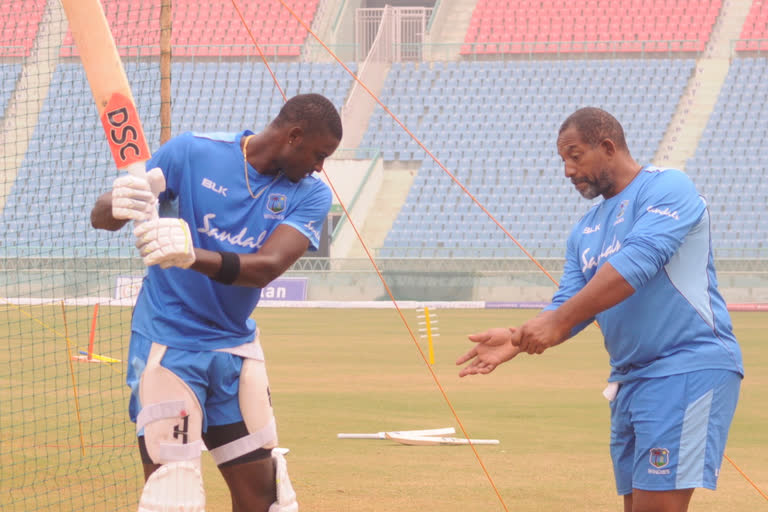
xmin=131 ymin=130 xmax=332 ymax=351
xmin=543 ymin=165 xmax=743 ymax=382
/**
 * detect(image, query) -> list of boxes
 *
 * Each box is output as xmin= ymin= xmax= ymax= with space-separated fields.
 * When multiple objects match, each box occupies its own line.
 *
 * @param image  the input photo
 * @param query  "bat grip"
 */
xmin=122 ymin=160 xmax=148 ymax=179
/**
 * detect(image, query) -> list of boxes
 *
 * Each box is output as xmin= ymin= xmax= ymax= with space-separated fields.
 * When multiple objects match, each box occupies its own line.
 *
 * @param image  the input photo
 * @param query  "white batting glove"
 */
xmin=112 ymin=167 xmax=166 ymax=221
xmin=134 ymin=218 xmax=196 ymax=269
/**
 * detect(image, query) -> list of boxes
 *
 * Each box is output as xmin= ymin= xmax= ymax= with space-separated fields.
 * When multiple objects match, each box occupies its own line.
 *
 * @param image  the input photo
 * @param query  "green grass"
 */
xmin=1 ymin=307 xmax=766 ymax=511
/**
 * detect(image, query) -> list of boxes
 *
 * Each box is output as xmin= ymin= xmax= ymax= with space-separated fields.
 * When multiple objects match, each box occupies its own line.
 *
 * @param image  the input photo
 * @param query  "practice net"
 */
xmin=0 ymin=0 xmax=325 ymax=510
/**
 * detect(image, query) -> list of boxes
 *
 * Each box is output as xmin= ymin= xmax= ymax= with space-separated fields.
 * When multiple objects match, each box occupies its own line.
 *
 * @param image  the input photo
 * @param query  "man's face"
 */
xmin=556 ymin=125 xmax=615 ymax=200
xmin=281 ymin=128 xmax=340 ymax=183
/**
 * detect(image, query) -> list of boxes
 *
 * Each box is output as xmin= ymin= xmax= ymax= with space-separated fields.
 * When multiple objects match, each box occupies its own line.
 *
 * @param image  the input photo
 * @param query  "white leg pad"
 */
xmin=209 ymin=357 xmax=278 ymax=465
xmin=239 ymin=358 xmax=278 ymax=448
xmin=268 ymin=452 xmax=298 ymax=512
xmin=137 ymin=460 xmax=206 ymax=512
xmin=139 ymin=343 xmax=204 ymax=465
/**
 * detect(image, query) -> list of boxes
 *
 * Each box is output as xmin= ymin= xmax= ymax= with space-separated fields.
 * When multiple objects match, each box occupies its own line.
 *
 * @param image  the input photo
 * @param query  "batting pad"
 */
xmin=268 ymin=451 xmax=298 ymax=512
xmin=209 ymin=357 xmax=277 ymax=465
xmin=138 ymin=343 xmax=204 ymax=464
xmin=137 ymin=461 xmax=205 ymax=512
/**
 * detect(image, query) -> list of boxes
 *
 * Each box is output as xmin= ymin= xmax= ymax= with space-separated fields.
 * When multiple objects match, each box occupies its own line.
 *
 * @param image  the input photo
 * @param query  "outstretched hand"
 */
xmin=456 ymin=327 xmax=522 ymax=377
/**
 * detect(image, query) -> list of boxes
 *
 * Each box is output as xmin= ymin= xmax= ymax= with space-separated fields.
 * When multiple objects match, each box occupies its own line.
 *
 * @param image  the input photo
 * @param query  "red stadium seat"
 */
xmin=463 ymin=0 xmax=720 ymax=54
xmin=58 ymin=0 xmax=319 ymax=57
xmin=737 ymin=0 xmax=768 ymax=52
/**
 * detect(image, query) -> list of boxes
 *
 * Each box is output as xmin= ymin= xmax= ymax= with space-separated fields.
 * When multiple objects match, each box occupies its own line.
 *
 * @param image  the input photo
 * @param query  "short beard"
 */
xmin=576 ymin=168 xmax=614 ymax=200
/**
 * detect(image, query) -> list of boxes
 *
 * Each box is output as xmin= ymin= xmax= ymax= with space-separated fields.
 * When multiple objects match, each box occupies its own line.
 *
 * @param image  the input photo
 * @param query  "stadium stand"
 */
xmin=0 ymin=0 xmax=46 ymax=57
xmin=59 ymin=0 xmax=319 ymax=57
xmin=686 ymin=57 xmax=768 ymax=258
xmin=462 ymin=0 xmax=720 ymax=54
xmin=361 ymin=59 xmax=694 ymax=258
xmin=736 ymin=0 xmax=768 ymax=50
xmin=171 ymin=61 xmax=355 ymax=132
xmin=0 ymin=61 xmax=354 ymax=256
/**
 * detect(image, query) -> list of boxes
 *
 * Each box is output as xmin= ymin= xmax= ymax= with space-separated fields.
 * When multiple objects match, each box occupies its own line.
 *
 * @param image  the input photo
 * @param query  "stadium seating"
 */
xmin=0 ymin=61 xmax=354 ymax=256
xmin=462 ymin=0 xmax=719 ymax=55
xmin=363 ymin=59 xmax=693 ymax=258
xmin=60 ymin=0 xmax=319 ymax=57
xmin=686 ymin=57 xmax=768 ymax=258
xmin=736 ymin=0 xmax=768 ymax=51
xmin=0 ymin=0 xmax=46 ymax=57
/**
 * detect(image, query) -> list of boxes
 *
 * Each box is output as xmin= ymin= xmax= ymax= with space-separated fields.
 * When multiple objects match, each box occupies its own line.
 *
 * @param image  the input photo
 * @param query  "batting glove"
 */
xmin=134 ymin=217 xmax=196 ymax=269
xmin=112 ymin=167 xmax=166 ymax=221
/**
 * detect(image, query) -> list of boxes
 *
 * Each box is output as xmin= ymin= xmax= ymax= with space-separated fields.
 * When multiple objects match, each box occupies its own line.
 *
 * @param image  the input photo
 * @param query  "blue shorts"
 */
xmin=609 ymin=369 xmax=741 ymax=495
xmin=126 ymin=331 xmax=246 ymax=432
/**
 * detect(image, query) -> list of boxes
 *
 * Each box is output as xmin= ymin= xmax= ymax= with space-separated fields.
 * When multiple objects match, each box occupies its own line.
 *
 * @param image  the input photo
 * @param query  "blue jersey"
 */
xmin=544 ymin=165 xmax=743 ymax=382
xmin=131 ymin=131 xmax=332 ymax=351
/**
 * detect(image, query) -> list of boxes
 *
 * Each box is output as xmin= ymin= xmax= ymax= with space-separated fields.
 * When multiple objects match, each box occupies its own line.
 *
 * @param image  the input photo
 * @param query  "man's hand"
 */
xmin=456 ymin=327 xmax=522 ymax=377
xmin=111 ymin=167 xmax=165 ymax=221
xmin=513 ymin=312 xmax=571 ymax=355
xmin=134 ymin=218 xmax=196 ymax=269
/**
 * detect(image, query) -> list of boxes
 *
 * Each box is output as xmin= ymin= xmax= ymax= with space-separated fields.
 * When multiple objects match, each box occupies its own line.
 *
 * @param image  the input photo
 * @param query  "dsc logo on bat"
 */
xmin=100 ymin=92 xmax=151 ymax=168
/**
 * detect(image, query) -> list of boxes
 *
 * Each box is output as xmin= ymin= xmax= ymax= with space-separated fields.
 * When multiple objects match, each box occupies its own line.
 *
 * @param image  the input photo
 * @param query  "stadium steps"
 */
xmin=0 ymin=0 xmax=67 ymax=212
xmin=302 ymin=0 xmax=344 ymax=61
xmin=425 ymin=0 xmax=476 ymax=59
xmin=656 ymin=0 xmax=754 ymax=169
xmin=343 ymin=162 xmax=416 ymax=259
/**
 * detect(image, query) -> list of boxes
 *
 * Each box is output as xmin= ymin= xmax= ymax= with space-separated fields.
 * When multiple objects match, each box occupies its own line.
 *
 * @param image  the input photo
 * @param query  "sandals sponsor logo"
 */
xmin=647 ymin=205 xmax=679 ymax=220
xmin=197 ymin=213 xmax=267 ymax=249
xmin=581 ymin=236 xmax=621 ymax=272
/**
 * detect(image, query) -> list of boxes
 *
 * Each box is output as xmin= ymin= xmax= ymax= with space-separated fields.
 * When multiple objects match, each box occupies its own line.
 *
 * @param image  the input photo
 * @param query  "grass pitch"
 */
xmin=1 ymin=306 xmax=766 ymax=511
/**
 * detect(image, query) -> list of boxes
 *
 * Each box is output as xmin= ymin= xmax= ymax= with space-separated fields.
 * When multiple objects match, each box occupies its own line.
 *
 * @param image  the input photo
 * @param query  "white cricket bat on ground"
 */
xmin=337 ymin=427 xmax=455 ymax=439
xmin=384 ymin=433 xmax=500 ymax=446
xmin=59 ymin=0 xmax=151 ymax=179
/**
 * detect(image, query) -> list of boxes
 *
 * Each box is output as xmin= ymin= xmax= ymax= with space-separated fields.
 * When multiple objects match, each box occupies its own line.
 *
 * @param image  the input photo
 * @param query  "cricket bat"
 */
xmin=337 ymin=427 xmax=456 ymax=440
xmin=59 ymin=0 xmax=151 ymax=179
xmin=384 ymin=433 xmax=500 ymax=446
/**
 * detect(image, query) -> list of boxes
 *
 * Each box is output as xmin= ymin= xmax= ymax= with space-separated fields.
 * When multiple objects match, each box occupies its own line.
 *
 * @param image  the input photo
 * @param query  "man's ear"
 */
xmin=287 ymin=125 xmax=304 ymax=146
xmin=601 ymin=138 xmax=617 ymax=157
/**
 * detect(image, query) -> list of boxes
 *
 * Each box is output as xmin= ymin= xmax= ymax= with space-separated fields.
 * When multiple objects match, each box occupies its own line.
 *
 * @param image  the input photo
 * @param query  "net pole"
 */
xmin=160 ymin=0 xmax=172 ymax=144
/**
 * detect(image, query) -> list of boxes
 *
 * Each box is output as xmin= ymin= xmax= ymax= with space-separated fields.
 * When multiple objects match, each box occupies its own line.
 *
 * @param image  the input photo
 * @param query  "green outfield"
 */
xmin=1 ymin=306 xmax=766 ymax=511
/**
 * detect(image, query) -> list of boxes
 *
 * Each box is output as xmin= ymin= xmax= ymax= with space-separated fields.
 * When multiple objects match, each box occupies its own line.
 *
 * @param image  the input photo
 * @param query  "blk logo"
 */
xmin=202 ymin=178 xmax=228 ymax=197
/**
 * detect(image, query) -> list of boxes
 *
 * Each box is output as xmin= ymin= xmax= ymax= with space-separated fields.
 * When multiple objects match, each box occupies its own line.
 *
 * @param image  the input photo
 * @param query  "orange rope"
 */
xmin=230 ymin=1 xmax=510 ymax=509
xmin=229 ymin=0 xmax=287 ymax=103
xmin=724 ymin=454 xmax=768 ymax=501
xmin=60 ymin=301 xmax=86 ymax=457
xmin=320 ymin=170 xmax=510 ymax=512
xmin=234 ymin=0 xmax=767 ymax=507
xmin=279 ymin=1 xmax=556 ymax=285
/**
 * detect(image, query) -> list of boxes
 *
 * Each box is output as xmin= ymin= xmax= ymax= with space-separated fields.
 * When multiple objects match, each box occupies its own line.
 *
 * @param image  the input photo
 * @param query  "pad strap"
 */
xmin=209 ymin=418 xmax=278 ymax=465
xmin=154 ymin=439 xmax=205 ymax=463
xmin=136 ymin=400 xmax=187 ymax=433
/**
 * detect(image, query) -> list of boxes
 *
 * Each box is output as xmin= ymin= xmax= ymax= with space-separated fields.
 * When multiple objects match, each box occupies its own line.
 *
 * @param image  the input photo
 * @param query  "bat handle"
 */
xmin=122 ymin=160 xmax=148 ymax=179
xmin=120 ymin=160 xmax=159 ymax=223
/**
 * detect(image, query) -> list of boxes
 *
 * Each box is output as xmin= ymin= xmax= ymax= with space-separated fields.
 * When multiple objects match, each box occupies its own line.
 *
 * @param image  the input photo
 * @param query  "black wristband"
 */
xmin=212 ymin=251 xmax=240 ymax=284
